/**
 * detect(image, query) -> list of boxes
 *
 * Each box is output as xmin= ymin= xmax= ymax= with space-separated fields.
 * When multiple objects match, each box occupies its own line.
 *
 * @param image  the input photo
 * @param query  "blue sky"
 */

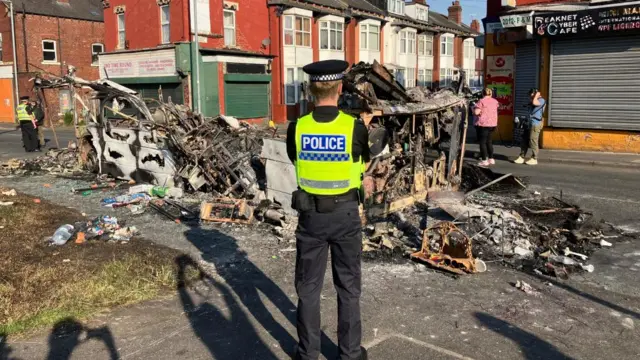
xmin=427 ymin=0 xmax=487 ymax=26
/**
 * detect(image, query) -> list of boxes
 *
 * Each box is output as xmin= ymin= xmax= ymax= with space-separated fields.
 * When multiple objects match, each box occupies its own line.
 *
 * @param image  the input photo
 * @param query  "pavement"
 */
xmin=2 ymin=134 xmax=640 ymax=360
xmin=0 ymin=126 xmax=77 ymax=161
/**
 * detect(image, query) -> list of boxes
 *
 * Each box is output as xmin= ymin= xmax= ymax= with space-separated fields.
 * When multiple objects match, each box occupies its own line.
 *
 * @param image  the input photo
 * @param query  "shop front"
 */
xmin=99 ymin=47 xmax=186 ymax=107
xmin=534 ymin=4 xmax=640 ymax=152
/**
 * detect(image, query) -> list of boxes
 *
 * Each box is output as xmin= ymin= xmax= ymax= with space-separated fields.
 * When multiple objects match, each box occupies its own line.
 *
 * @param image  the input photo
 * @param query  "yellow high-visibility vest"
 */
xmin=17 ymin=104 xmax=32 ymax=122
xmin=294 ymin=111 xmax=363 ymax=195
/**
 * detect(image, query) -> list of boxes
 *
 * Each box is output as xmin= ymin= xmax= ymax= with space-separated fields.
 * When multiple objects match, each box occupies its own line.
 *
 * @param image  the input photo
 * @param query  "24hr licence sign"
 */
xmin=534 ymin=5 xmax=640 ymax=37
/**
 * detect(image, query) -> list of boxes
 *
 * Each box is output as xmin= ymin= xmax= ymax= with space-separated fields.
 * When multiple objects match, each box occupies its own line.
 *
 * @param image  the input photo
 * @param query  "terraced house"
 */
xmin=268 ymin=0 xmax=483 ymax=121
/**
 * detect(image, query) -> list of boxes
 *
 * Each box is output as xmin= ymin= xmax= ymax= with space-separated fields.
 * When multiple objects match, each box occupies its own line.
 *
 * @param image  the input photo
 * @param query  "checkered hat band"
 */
xmin=298 ymin=151 xmax=350 ymax=162
xmin=309 ymin=73 xmax=344 ymax=82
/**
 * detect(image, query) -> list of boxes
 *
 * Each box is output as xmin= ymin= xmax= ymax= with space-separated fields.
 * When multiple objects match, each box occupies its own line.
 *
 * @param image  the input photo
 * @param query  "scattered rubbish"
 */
xmin=44 ymin=184 xmax=51 ymax=188
xmin=33 ymin=199 xmax=41 ymax=204
xmin=0 ymin=201 xmax=14 ymax=206
xmin=581 ymin=264 xmax=595 ymax=273
xmin=200 ymin=198 xmax=254 ymax=224
xmin=621 ymin=318 xmax=635 ymax=330
xmin=279 ymin=247 xmax=296 ymax=252
xmin=63 ymin=259 xmax=71 ymax=263
xmin=534 ymin=191 xmax=541 ymax=196
xmin=465 ymin=173 xmax=514 ymax=198
xmin=50 ymin=224 xmax=75 ymax=246
xmin=515 ymin=280 xmax=538 ymax=295
xmin=82 ymin=190 xmax=92 ymax=196
xmin=1 ymin=189 xmax=17 ymax=196
xmin=598 ymin=239 xmax=613 ymax=247
xmin=112 ymin=226 xmax=139 ymax=242
xmin=564 ymin=247 xmax=588 ymax=261
xmin=75 ymin=232 xmax=86 ymax=244
xmin=524 ymin=206 xmax=577 ymax=215
xmin=101 ymin=193 xmax=150 ymax=207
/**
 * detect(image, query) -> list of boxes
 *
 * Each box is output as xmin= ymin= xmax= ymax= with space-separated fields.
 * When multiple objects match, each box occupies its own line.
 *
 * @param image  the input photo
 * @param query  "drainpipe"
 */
xmin=21 ymin=4 xmax=27 ymax=73
xmin=192 ymin=0 xmax=202 ymax=112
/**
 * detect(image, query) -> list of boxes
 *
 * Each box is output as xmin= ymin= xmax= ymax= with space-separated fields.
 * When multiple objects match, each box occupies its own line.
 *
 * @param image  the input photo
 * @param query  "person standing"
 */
xmin=30 ymin=100 xmax=46 ymax=150
xmin=286 ymin=60 xmax=369 ymax=360
xmin=473 ymin=88 xmax=500 ymax=167
xmin=16 ymin=96 xmax=39 ymax=152
xmin=514 ymin=88 xmax=546 ymax=165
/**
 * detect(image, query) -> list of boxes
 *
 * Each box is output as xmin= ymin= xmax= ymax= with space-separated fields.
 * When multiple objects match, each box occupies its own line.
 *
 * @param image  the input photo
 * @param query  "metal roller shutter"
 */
xmin=514 ymin=42 xmax=539 ymax=119
xmin=225 ymin=82 xmax=269 ymax=119
xmin=550 ymin=36 xmax=640 ymax=130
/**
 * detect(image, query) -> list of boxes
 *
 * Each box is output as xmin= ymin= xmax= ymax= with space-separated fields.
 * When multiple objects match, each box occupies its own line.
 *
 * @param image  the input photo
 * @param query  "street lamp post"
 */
xmin=192 ymin=0 xmax=202 ymax=113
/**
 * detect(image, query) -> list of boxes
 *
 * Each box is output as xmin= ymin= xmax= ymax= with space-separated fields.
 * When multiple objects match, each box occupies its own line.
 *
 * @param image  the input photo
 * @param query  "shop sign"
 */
xmin=486 ymin=55 xmax=514 ymax=116
xmin=534 ymin=5 xmax=640 ymax=37
xmin=101 ymin=53 xmax=176 ymax=78
xmin=500 ymin=14 xmax=532 ymax=28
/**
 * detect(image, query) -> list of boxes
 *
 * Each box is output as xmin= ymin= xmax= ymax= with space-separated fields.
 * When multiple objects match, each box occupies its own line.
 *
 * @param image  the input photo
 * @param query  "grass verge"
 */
xmin=0 ymin=189 xmax=188 ymax=336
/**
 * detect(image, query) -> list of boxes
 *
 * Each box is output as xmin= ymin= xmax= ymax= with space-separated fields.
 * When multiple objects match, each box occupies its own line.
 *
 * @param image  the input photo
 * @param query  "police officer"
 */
xmin=286 ymin=60 xmax=370 ymax=360
xmin=17 ymin=96 xmax=39 ymax=152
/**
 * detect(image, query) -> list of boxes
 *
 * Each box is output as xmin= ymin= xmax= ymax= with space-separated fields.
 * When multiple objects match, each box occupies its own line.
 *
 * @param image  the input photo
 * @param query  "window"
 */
xmin=160 ymin=5 xmax=170 ymax=44
xmin=117 ymin=13 xmax=126 ymax=49
xmin=418 ymin=35 xmax=433 ymax=56
xmin=388 ymin=0 xmax=404 ymax=15
xmin=396 ymin=68 xmax=406 ymax=87
xmin=284 ymin=15 xmax=311 ymax=47
xmin=416 ymin=7 xmax=428 ymax=21
xmin=440 ymin=35 xmax=453 ymax=56
xmin=0 ymin=34 xmax=3 ymax=62
xmin=91 ymin=43 xmax=104 ymax=65
xmin=360 ymin=24 xmax=379 ymax=51
xmin=42 ymin=40 xmax=57 ymax=63
xmin=320 ymin=21 xmax=343 ymax=50
xmin=407 ymin=68 xmax=416 ymax=88
xmin=439 ymin=68 xmax=454 ymax=87
xmin=400 ymin=30 xmax=415 ymax=54
xmin=223 ymin=10 xmax=236 ymax=46
xmin=418 ymin=69 xmax=432 ymax=87
xmin=464 ymin=40 xmax=474 ymax=62
xmin=285 ymin=67 xmax=308 ymax=105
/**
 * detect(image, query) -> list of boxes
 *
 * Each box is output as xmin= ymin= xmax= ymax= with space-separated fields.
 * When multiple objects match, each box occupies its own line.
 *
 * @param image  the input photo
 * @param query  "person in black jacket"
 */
xmin=30 ymin=100 xmax=46 ymax=149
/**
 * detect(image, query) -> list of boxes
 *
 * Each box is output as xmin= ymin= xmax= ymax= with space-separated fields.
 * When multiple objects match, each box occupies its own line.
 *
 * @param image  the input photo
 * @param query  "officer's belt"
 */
xmin=312 ymin=189 xmax=359 ymax=203
xmin=18 ymin=120 xmax=33 ymax=123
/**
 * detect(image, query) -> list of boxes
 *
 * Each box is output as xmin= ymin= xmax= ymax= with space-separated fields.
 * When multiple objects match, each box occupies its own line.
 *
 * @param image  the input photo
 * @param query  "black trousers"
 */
xmin=20 ymin=122 xmax=38 ymax=152
xmin=475 ymin=126 xmax=495 ymax=160
xmin=295 ymin=200 xmax=362 ymax=360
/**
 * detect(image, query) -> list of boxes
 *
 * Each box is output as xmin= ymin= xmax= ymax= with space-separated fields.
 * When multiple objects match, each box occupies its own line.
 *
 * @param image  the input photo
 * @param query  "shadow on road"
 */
xmin=44 ymin=318 xmax=119 ymax=360
xmin=475 ymin=312 xmax=574 ymax=360
xmin=183 ymin=225 xmax=337 ymax=359
xmin=1 ymin=332 xmax=18 ymax=360
xmin=0 ymin=129 xmax=17 ymax=136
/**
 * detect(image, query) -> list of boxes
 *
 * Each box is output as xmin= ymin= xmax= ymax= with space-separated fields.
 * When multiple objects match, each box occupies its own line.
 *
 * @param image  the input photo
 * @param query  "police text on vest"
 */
xmin=301 ymin=135 xmax=346 ymax=152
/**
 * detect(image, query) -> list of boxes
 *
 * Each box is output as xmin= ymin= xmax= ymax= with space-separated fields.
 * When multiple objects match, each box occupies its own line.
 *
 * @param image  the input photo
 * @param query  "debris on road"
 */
xmin=200 ymin=198 xmax=254 ymax=224
xmin=2 ymin=189 xmax=17 ymax=196
xmin=515 ymin=280 xmax=539 ymax=296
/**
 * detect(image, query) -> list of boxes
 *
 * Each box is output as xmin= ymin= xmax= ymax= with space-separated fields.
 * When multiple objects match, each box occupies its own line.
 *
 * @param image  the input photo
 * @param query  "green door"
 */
xmin=224 ymin=74 xmax=271 ymax=119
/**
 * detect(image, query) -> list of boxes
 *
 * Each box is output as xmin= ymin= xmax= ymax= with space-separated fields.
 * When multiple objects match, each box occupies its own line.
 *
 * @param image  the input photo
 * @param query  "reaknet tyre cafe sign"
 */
xmin=534 ymin=5 xmax=640 ymax=37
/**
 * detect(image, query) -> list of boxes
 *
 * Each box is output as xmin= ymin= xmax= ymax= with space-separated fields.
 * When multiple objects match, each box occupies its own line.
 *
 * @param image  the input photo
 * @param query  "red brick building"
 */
xmin=0 ymin=0 xmax=104 ymax=122
xmin=101 ymin=0 xmax=272 ymax=121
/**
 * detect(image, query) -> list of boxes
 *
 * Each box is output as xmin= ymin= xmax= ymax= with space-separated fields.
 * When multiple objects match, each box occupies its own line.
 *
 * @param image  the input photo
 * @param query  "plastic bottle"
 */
xmin=51 ymin=224 xmax=75 ymax=246
xmin=549 ymin=255 xmax=578 ymax=266
xmin=149 ymin=186 xmax=168 ymax=198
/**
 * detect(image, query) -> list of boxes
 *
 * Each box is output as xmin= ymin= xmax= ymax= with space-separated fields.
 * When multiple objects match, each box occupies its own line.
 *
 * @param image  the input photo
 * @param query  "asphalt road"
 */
xmin=0 ymin=127 xmax=77 ymax=161
xmin=2 ymin=142 xmax=640 ymax=360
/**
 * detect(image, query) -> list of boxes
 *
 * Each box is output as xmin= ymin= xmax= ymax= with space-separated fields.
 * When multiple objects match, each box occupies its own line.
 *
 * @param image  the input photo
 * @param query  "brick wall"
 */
xmin=104 ymin=0 xmax=269 ymax=55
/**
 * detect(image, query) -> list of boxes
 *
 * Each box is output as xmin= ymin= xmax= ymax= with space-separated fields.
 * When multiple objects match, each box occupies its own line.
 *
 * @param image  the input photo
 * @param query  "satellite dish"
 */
xmin=262 ymin=38 xmax=271 ymax=46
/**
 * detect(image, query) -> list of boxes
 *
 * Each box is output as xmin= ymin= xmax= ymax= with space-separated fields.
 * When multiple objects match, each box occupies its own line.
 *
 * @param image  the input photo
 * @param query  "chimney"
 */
xmin=471 ymin=19 xmax=481 ymax=32
xmin=447 ymin=1 xmax=462 ymax=24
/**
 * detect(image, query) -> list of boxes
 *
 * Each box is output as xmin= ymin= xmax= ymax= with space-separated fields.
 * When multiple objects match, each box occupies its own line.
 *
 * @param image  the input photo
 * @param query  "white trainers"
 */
xmin=513 ymin=156 xmax=525 ymax=164
xmin=478 ymin=160 xmax=490 ymax=167
xmin=489 ymin=158 xmax=495 ymax=165
xmin=525 ymin=158 xmax=538 ymax=165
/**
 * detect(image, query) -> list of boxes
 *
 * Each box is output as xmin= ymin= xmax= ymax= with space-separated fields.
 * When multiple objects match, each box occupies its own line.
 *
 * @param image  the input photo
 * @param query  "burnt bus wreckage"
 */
xmin=32 ymin=62 xmax=476 ymax=213
xmin=339 ymin=60 xmax=475 ymax=214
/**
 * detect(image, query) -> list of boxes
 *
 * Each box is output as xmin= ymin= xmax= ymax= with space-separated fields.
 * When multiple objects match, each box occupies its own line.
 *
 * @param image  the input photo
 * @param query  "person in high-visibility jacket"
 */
xmin=286 ymin=60 xmax=370 ymax=360
xmin=17 ymin=96 xmax=39 ymax=152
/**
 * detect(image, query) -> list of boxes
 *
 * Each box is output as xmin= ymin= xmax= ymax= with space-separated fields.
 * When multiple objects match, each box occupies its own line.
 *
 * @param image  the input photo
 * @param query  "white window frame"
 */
xmin=418 ymin=34 xmax=432 ymax=56
xmin=408 ymin=32 xmax=416 ymax=54
xmin=42 ymin=40 xmax=57 ymax=63
xmin=223 ymin=9 xmax=236 ymax=46
xmin=416 ymin=7 xmax=428 ymax=21
xmin=400 ymin=31 xmax=407 ymax=54
xmin=160 ymin=4 xmax=170 ymax=44
xmin=285 ymin=67 xmax=308 ymax=105
xmin=320 ymin=20 xmax=343 ymax=51
xmin=388 ymin=0 xmax=404 ymax=15
xmin=284 ymin=15 xmax=311 ymax=47
xmin=360 ymin=23 xmax=380 ymax=51
xmin=91 ymin=43 xmax=104 ymax=66
xmin=439 ymin=68 xmax=454 ymax=87
xmin=418 ymin=69 xmax=432 ymax=87
xmin=440 ymin=34 xmax=453 ymax=56
xmin=464 ymin=40 xmax=474 ymax=62
xmin=117 ymin=13 xmax=126 ymax=49
xmin=407 ymin=68 xmax=416 ymax=88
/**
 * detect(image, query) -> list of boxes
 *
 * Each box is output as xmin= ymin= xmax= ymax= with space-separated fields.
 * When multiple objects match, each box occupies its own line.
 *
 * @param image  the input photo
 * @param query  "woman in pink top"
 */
xmin=473 ymin=88 xmax=500 ymax=167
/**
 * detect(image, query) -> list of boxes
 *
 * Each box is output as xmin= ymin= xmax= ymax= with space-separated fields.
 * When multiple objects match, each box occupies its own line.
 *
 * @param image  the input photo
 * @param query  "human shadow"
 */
xmin=45 ymin=318 xmax=119 ymax=360
xmin=475 ymin=312 xmax=575 ymax=360
xmin=176 ymin=255 xmax=280 ymax=359
xmin=183 ymin=225 xmax=337 ymax=359
xmin=1 ymin=332 xmax=19 ymax=360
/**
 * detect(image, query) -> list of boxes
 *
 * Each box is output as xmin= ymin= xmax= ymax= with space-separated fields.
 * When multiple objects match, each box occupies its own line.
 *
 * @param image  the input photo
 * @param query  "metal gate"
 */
xmin=514 ymin=41 xmax=539 ymax=119
xmin=225 ymin=82 xmax=269 ymax=119
xmin=549 ymin=35 xmax=640 ymax=130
